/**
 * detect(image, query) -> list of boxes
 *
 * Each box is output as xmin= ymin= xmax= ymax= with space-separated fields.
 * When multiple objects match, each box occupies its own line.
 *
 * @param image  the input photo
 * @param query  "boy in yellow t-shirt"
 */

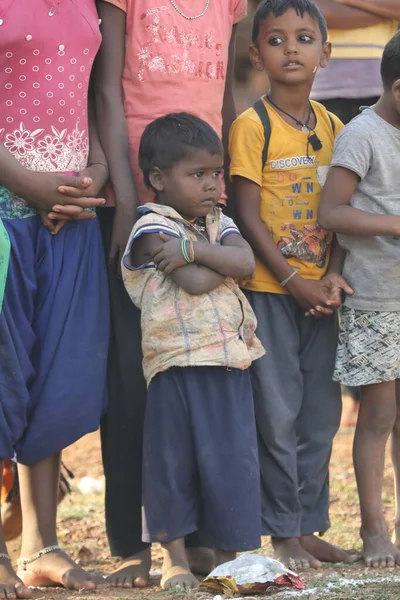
xmin=229 ymin=0 xmax=357 ymax=571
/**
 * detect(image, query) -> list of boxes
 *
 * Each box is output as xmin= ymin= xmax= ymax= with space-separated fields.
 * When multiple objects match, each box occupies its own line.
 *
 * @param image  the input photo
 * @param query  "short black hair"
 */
xmin=252 ymin=0 xmax=328 ymax=46
xmin=139 ymin=113 xmax=223 ymax=190
xmin=381 ymin=31 xmax=400 ymax=90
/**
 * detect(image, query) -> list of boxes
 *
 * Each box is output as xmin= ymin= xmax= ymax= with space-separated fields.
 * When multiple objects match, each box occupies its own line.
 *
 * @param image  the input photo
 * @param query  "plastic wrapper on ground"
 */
xmin=201 ymin=553 xmax=305 ymax=596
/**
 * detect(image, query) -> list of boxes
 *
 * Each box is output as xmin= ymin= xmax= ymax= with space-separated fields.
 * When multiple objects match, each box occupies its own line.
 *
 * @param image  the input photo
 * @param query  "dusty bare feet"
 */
xmin=301 ymin=534 xmax=360 ymax=564
xmin=214 ymin=550 xmax=236 ymax=568
xmin=0 ymin=558 xmax=31 ymax=599
xmin=361 ymin=528 xmax=400 ymax=568
xmin=161 ymin=540 xmax=199 ymax=590
xmin=186 ymin=547 xmax=214 ymax=575
xmin=107 ymin=548 xmax=151 ymax=588
xmin=17 ymin=548 xmax=108 ymax=590
xmin=272 ymin=537 xmax=322 ymax=571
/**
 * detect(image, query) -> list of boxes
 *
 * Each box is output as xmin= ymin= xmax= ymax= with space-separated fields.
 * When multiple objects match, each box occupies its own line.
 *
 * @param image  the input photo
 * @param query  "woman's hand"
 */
xmin=39 ymin=211 xmax=68 ymax=235
xmin=19 ymin=171 xmax=106 ymax=215
xmin=49 ymin=163 xmax=108 ymax=221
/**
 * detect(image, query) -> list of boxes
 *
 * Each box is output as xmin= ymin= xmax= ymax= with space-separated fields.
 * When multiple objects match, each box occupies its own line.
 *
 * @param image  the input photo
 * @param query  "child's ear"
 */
xmin=149 ymin=167 xmax=165 ymax=192
xmin=319 ymin=41 xmax=332 ymax=69
xmin=392 ymin=79 xmax=400 ymax=107
xmin=249 ymin=44 xmax=264 ymax=72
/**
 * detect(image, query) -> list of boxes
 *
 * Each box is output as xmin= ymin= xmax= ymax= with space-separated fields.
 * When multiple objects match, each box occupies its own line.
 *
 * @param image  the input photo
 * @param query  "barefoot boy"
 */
xmin=229 ymin=0 xmax=357 ymax=570
xmin=319 ymin=30 xmax=400 ymax=568
xmin=122 ymin=113 xmax=264 ymax=590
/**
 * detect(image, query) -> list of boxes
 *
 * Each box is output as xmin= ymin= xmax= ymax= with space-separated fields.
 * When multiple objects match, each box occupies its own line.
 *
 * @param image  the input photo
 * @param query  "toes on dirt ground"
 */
xmin=11 ymin=429 xmax=395 ymax=600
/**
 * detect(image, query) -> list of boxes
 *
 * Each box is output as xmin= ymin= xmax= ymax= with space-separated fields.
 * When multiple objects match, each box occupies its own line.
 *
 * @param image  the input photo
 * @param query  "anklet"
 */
xmin=17 ymin=545 xmax=60 ymax=569
xmin=0 ymin=554 xmax=10 ymax=561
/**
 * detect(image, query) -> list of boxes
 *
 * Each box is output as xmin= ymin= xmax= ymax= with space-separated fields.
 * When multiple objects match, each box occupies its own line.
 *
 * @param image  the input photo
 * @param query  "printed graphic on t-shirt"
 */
xmin=229 ymin=100 xmax=342 ymax=292
xmin=136 ymin=6 xmax=226 ymax=82
xmin=277 ymin=223 xmax=331 ymax=268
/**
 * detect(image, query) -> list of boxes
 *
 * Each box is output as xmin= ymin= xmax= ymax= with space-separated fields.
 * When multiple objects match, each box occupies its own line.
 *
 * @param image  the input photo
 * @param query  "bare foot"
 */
xmin=0 ymin=558 xmax=31 ymax=599
xmin=301 ymin=534 xmax=360 ymax=564
xmin=161 ymin=540 xmax=199 ymax=591
xmin=17 ymin=548 xmax=108 ymax=590
xmin=186 ymin=547 xmax=214 ymax=575
xmin=361 ymin=529 xmax=400 ymax=568
xmin=107 ymin=548 xmax=151 ymax=588
xmin=214 ymin=550 xmax=236 ymax=568
xmin=272 ymin=537 xmax=321 ymax=571
xmin=161 ymin=565 xmax=199 ymax=590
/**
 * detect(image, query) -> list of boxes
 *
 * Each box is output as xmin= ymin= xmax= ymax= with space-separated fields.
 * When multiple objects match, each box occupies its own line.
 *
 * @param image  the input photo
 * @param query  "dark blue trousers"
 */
xmin=142 ymin=366 xmax=261 ymax=551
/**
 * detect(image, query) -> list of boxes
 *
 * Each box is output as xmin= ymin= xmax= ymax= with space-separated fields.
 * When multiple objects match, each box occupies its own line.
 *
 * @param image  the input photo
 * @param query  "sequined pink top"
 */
xmin=0 ymin=0 xmax=101 ymax=175
xmin=102 ymin=0 xmax=247 ymax=204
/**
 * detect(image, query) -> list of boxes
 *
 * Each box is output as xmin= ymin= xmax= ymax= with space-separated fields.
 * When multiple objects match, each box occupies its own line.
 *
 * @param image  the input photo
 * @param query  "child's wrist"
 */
xmin=279 ymin=271 xmax=298 ymax=288
xmin=285 ymin=272 xmax=304 ymax=294
xmin=181 ymin=239 xmax=195 ymax=264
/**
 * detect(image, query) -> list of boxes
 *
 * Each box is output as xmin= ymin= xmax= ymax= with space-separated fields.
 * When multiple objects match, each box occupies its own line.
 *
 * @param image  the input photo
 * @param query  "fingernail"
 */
xmin=82 ymin=177 xmax=91 ymax=186
xmin=100 ymin=199 xmax=106 ymax=205
xmin=58 ymin=187 xmax=66 ymax=193
xmin=54 ymin=207 xmax=61 ymax=213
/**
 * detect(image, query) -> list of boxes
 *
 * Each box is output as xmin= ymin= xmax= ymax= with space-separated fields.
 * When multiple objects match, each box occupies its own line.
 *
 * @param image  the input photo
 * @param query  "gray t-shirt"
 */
xmin=331 ymin=108 xmax=400 ymax=311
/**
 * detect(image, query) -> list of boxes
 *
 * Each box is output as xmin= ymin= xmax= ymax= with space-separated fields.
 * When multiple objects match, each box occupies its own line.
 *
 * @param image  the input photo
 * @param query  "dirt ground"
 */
xmin=10 ymin=408 xmax=400 ymax=600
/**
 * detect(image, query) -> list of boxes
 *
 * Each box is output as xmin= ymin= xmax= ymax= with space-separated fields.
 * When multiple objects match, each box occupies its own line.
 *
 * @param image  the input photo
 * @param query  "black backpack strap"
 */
xmin=328 ymin=113 xmax=336 ymax=135
xmin=253 ymin=98 xmax=271 ymax=170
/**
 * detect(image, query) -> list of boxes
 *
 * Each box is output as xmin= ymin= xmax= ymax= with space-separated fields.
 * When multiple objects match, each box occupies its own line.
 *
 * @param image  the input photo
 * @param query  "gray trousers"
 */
xmin=245 ymin=291 xmax=341 ymax=538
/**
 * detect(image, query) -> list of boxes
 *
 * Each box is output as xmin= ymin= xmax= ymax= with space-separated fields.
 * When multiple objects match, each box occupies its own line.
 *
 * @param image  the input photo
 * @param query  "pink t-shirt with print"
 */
xmin=102 ymin=0 xmax=247 ymax=204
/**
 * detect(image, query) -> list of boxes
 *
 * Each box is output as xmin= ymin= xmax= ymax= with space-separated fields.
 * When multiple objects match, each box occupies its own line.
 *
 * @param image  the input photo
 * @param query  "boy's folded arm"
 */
xmin=318 ymin=166 xmax=400 ymax=237
xmin=129 ymin=231 xmax=225 ymax=295
xmin=169 ymin=264 xmax=226 ymax=296
xmin=193 ymin=235 xmax=255 ymax=279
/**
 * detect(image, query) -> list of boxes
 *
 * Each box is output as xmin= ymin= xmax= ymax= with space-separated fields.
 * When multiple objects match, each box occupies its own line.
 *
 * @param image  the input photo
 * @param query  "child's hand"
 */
xmin=302 ymin=273 xmax=354 ymax=318
xmin=286 ymin=276 xmax=335 ymax=318
xmin=151 ymin=232 xmax=187 ymax=274
xmin=320 ymin=273 xmax=354 ymax=308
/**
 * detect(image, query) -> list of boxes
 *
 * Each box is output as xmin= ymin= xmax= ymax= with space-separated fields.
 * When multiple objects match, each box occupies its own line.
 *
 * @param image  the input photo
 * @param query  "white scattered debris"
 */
xmin=274 ymin=589 xmax=318 ymax=598
xmin=277 ymin=574 xmax=400 ymax=598
xmin=326 ymin=575 xmax=400 ymax=589
xmin=78 ymin=476 xmax=104 ymax=494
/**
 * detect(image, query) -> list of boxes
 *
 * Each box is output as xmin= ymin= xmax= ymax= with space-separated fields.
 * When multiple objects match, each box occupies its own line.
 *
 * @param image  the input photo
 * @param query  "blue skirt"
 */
xmin=0 ymin=215 xmax=109 ymax=465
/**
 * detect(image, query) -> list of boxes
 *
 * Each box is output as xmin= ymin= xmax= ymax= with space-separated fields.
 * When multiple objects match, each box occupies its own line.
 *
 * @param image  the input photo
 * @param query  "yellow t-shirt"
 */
xmin=229 ymin=99 xmax=343 ymax=294
xmin=329 ymin=21 xmax=397 ymax=60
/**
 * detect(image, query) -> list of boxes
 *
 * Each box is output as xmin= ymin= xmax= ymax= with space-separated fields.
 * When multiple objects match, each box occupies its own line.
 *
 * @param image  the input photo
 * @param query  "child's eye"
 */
xmin=193 ymin=172 xmax=203 ymax=178
xmin=299 ymin=34 xmax=313 ymax=43
xmin=213 ymin=169 xmax=223 ymax=177
xmin=268 ymin=37 xmax=283 ymax=46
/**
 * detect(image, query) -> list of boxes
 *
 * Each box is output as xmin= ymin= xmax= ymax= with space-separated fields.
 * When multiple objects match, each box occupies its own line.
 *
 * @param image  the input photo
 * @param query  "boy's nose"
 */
xmin=205 ymin=178 xmax=216 ymax=191
xmin=285 ymin=40 xmax=299 ymax=54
